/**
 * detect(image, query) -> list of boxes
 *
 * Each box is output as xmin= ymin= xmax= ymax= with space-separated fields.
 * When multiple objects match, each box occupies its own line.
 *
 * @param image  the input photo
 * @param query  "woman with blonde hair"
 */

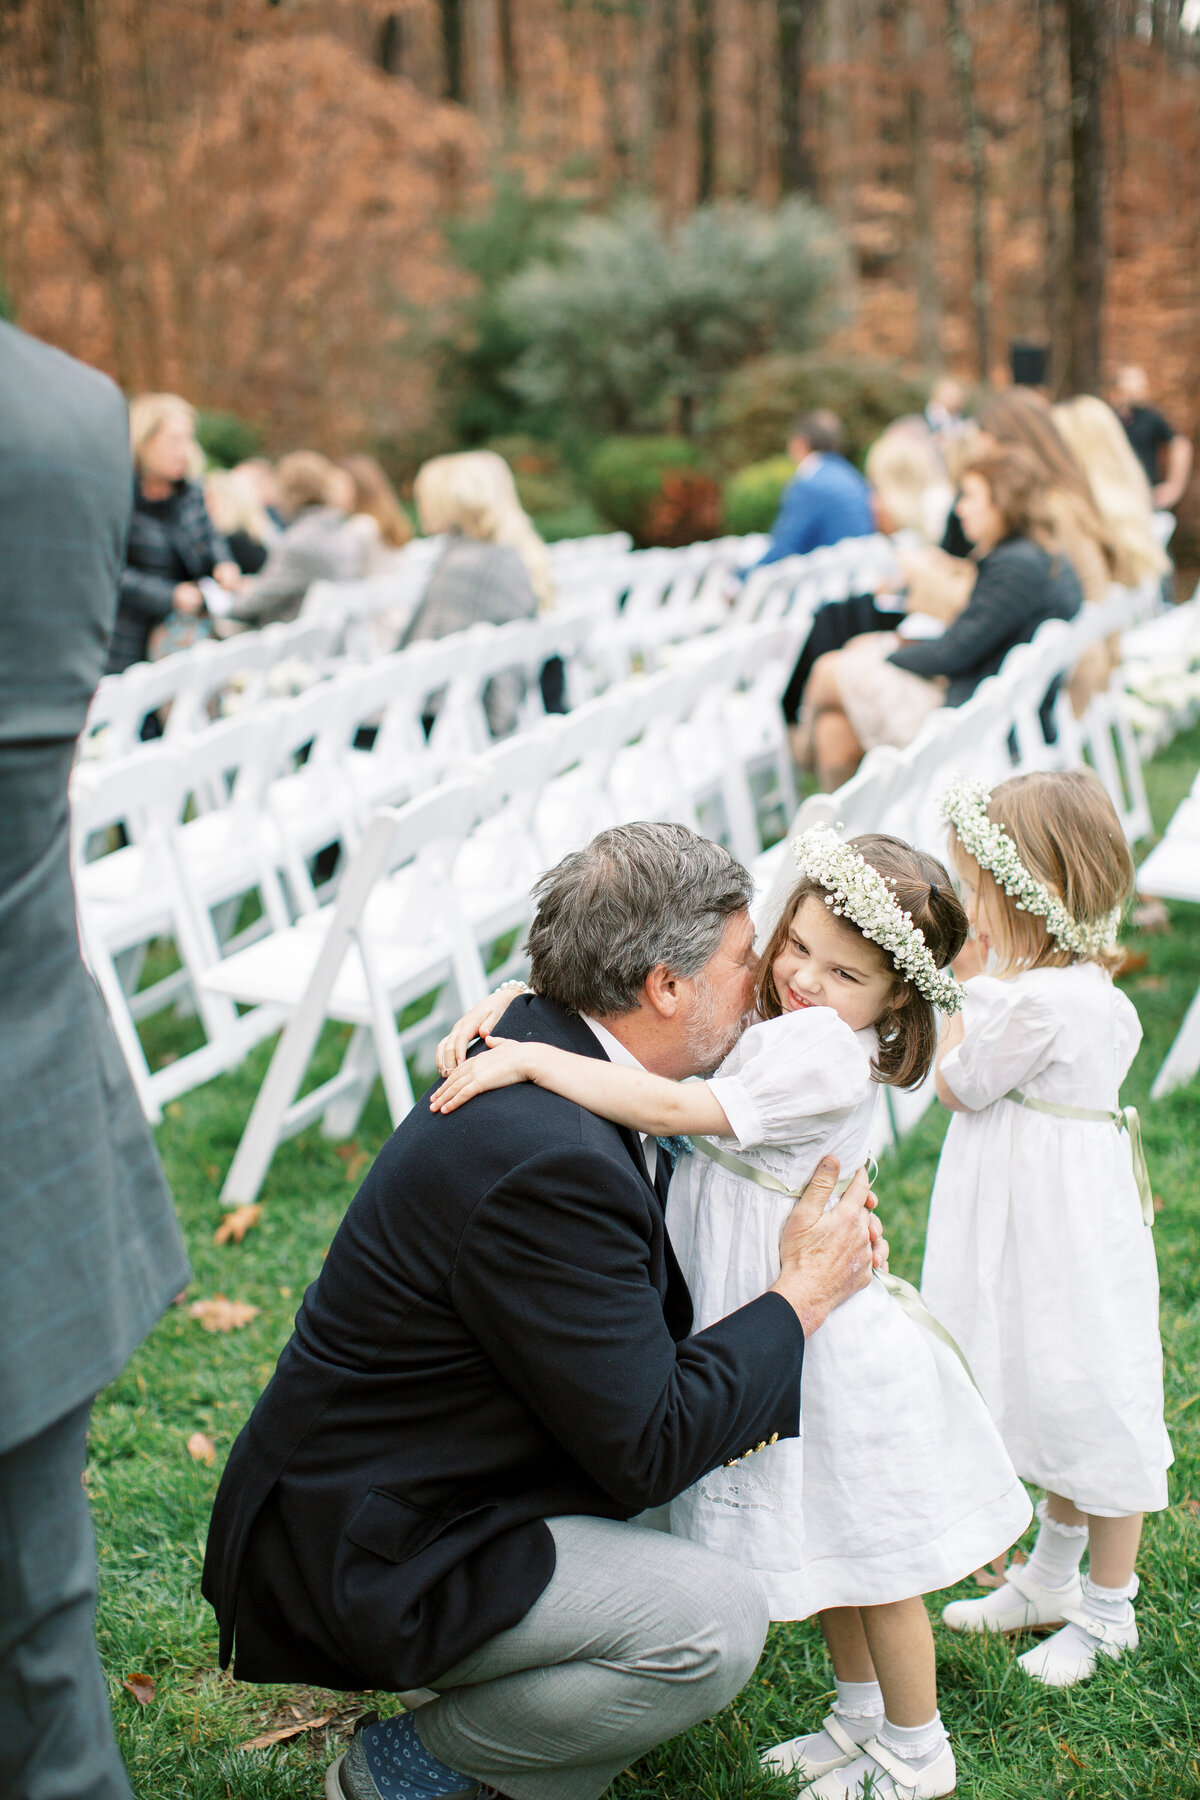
xmin=1051 ymin=396 xmax=1169 ymax=588
xmin=109 ymin=393 xmax=239 ymax=672
xmin=413 ymin=450 xmax=553 ymax=609
xmin=404 ymin=451 xmax=555 ymax=734
xmin=204 ymin=466 xmax=274 ymax=575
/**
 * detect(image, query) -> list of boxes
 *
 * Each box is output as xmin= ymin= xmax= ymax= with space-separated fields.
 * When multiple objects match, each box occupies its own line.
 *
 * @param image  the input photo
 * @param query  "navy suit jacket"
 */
xmin=757 ymin=454 xmax=874 ymax=565
xmin=202 ymin=994 xmax=805 ymax=1691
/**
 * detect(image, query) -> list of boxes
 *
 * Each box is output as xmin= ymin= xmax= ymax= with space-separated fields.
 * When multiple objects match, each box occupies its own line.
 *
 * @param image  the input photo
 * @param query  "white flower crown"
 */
xmin=790 ymin=824 xmax=965 ymax=1015
xmin=939 ymin=776 xmax=1122 ymax=959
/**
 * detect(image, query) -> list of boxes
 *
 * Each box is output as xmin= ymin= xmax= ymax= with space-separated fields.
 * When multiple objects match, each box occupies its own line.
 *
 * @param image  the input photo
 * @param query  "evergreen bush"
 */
xmin=722 ymin=454 xmax=797 ymax=535
xmin=709 ymin=354 xmax=929 ymax=473
xmin=195 ymin=409 xmax=263 ymax=468
xmin=587 ymin=436 xmax=720 ymax=545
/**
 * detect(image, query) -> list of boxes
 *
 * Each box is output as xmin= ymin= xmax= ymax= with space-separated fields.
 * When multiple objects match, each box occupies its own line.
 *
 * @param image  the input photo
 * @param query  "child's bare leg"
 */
xmin=858 ymin=1596 xmax=937 ymax=1726
xmin=820 ymin=1606 xmax=877 ymax=1683
xmin=1085 ymin=1510 xmax=1143 ymax=1588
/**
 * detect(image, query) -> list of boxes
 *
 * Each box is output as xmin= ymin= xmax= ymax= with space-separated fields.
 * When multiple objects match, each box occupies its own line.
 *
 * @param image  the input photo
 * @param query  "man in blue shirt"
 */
xmin=756 ymin=410 xmax=874 ymax=565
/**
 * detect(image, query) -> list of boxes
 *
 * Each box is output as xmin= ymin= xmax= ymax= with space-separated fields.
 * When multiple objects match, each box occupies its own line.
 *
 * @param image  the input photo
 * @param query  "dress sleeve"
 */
xmin=706 ymin=1009 xmax=873 ymax=1149
xmin=939 ymin=976 xmax=1060 ymax=1110
xmin=1113 ymin=987 xmax=1143 ymax=1084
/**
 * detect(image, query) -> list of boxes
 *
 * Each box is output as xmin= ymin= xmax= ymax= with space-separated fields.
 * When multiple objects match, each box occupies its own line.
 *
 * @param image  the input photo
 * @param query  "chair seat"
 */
xmin=1136 ymin=836 xmax=1200 ymax=904
xmin=200 ymin=906 xmax=461 ymax=1023
xmin=77 ymin=844 xmax=175 ymax=947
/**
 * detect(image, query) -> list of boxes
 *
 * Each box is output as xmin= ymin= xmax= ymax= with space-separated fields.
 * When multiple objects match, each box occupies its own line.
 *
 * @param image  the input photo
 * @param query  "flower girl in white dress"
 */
xmin=434 ymin=829 xmax=1032 ymax=1800
xmin=924 ymin=770 xmax=1171 ymax=1687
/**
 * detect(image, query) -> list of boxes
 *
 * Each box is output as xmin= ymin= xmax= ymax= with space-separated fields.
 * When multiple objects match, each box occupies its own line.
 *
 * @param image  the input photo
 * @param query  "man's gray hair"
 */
xmin=527 ymin=822 xmax=754 ymax=1018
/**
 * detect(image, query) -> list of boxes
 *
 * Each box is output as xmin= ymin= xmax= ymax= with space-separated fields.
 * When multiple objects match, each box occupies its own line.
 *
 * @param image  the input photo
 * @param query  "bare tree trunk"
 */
xmin=944 ymin=0 xmax=990 ymax=381
xmin=1064 ymin=0 xmax=1107 ymax=393
xmin=694 ymin=0 xmax=716 ymax=201
xmin=822 ymin=0 xmax=855 ymax=223
xmin=904 ymin=0 xmax=940 ymax=365
xmin=441 ymin=0 xmax=464 ymax=102
xmin=497 ymin=0 xmax=517 ymax=106
xmin=777 ymin=0 xmax=814 ymax=194
xmin=1034 ymin=0 xmax=1070 ymax=392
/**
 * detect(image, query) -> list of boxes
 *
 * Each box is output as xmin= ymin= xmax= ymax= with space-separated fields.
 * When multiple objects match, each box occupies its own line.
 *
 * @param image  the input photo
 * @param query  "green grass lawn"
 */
xmin=93 ymin=733 xmax=1200 ymax=1800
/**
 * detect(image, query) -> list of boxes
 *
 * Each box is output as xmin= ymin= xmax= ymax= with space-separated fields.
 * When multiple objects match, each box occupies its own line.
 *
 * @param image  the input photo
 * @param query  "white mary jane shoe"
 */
xmin=760 ymin=1712 xmax=866 ymax=1780
xmin=1017 ymin=1604 xmax=1138 ymax=1687
xmin=805 ymin=1736 xmax=956 ymax=1799
xmin=941 ymin=1561 xmax=1081 ymax=1635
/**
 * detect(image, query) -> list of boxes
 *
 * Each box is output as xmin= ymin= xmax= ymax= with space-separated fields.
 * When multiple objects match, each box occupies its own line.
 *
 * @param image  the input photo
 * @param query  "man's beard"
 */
xmin=684 ymin=974 xmax=752 ymax=1076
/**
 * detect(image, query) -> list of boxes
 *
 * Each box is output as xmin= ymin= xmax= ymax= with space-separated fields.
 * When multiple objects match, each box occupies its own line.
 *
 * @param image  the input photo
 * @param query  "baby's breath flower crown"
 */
xmin=939 ymin=775 xmax=1122 ymax=959
xmin=790 ymin=824 xmax=965 ymax=1015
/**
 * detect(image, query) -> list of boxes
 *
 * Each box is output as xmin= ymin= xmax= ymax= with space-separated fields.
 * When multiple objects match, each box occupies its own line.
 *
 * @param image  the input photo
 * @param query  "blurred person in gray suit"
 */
xmin=0 ymin=321 xmax=190 ymax=1800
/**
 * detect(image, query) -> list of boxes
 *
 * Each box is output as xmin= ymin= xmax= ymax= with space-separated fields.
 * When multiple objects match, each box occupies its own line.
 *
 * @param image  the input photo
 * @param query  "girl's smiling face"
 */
xmin=771 ymin=892 xmax=899 ymax=1033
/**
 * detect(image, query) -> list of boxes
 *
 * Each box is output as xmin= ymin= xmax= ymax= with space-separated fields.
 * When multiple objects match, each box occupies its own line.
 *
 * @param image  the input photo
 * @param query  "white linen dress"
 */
xmin=921 ymin=965 xmax=1172 ymax=1516
xmin=666 ymin=1005 xmax=1032 ymax=1621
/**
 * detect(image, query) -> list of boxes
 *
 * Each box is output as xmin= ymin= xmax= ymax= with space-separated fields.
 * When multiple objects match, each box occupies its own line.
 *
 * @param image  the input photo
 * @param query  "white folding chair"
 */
xmin=71 ymin=746 xmax=282 ymax=1120
xmin=210 ymin=777 xmax=490 ymax=1204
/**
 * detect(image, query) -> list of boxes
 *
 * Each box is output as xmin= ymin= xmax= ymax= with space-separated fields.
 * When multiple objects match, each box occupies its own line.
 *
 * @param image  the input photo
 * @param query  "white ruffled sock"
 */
xmin=788 ymin=1678 xmax=883 ymax=1765
xmin=875 ymin=1711 xmax=949 ymax=1772
xmin=1024 ymin=1499 xmax=1089 ymax=1590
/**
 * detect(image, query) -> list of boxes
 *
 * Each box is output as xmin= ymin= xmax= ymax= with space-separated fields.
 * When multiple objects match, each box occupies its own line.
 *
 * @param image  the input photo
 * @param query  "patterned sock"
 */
xmin=348 ymin=1714 xmax=483 ymax=1799
xmin=875 ymin=1710 xmax=948 ymax=1771
xmin=1024 ymin=1500 xmax=1089 ymax=1589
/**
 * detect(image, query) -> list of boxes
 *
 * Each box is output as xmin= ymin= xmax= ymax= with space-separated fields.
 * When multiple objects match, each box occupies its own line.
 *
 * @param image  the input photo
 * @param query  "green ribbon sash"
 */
xmin=687 ymin=1135 xmax=977 ymax=1384
xmin=1005 ymin=1088 xmax=1155 ymax=1228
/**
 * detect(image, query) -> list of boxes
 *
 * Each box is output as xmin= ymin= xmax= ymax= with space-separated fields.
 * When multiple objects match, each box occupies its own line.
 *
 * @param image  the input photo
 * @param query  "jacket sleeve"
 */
xmin=232 ymin=539 xmax=302 ymax=620
xmin=886 ymin=556 xmax=1027 ymax=680
xmin=757 ymin=480 xmax=818 ymax=565
xmin=450 ymin=1148 xmax=805 ymax=1513
xmin=117 ymin=563 xmax=177 ymax=622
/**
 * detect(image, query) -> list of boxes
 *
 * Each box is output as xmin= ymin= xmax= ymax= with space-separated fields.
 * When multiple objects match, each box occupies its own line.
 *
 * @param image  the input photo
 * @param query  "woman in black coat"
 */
xmin=108 ymin=394 xmax=240 ymax=673
xmin=805 ymin=445 xmax=1083 ymax=789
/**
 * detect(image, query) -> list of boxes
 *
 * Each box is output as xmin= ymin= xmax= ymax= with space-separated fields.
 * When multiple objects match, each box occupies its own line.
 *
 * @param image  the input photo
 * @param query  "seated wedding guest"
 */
xmin=805 ymin=446 xmax=1083 ymax=789
xmin=403 ymin=449 xmax=553 ymax=732
xmin=1053 ymin=395 xmax=1170 ymax=588
xmin=1112 ymin=364 xmax=1193 ymax=512
xmin=204 ymin=466 xmax=273 ymax=575
xmin=108 ymin=393 xmax=239 ymax=673
xmin=755 ymin=410 xmax=874 ymax=566
xmin=233 ymin=456 xmax=285 ymax=529
xmin=782 ymin=424 xmax=953 ymax=751
xmin=233 ymin=450 xmax=365 ymax=627
xmin=339 ymin=453 xmax=414 ymax=571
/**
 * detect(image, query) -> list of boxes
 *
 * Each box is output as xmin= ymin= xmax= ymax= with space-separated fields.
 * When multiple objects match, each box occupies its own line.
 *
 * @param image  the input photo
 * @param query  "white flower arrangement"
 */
xmin=939 ymin=776 xmax=1122 ymax=959
xmin=791 ymin=824 xmax=965 ymax=1014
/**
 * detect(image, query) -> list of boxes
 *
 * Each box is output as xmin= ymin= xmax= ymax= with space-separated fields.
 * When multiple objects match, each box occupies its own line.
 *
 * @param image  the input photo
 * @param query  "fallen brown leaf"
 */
xmin=122 ymin=1672 xmax=156 ymax=1706
xmin=204 ymin=1162 xmax=221 ymax=1182
xmin=213 ymin=1204 xmax=263 ymax=1246
xmin=1154 ymin=1194 xmax=1165 ymax=1214
xmin=187 ymin=1295 xmax=260 ymax=1333
xmin=1058 ymin=1739 xmax=1086 ymax=1769
xmin=336 ymin=1142 xmax=370 ymax=1183
xmin=1113 ymin=947 xmax=1149 ymax=978
xmin=237 ymin=1708 xmax=333 ymax=1751
xmin=187 ymin=1431 xmax=217 ymax=1466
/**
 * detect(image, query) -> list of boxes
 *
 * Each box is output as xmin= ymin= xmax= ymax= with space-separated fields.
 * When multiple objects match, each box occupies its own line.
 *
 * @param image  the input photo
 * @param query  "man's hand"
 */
xmin=172 ymin=580 xmax=204 ymax=615
xmin=770 ymin=1160 xmax=883 ymax=1337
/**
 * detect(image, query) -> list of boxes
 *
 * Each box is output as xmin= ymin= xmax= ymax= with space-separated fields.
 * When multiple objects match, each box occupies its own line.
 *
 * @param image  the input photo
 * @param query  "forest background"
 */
xmin=3 ymin=0 xmax=1199 ymax=545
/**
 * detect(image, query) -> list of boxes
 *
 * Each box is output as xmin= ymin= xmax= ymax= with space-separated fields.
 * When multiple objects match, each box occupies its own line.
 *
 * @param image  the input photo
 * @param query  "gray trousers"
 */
xmin=416 ymin=1515 xmax=769 ymax=1800
xmin=0 ymin=1401 xmax=132 ymax=1800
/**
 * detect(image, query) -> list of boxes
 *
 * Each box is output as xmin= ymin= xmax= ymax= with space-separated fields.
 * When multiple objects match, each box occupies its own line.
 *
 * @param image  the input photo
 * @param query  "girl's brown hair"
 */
xmin=340 ymin=453 xmax=414 ymax=549
xmin=755 ymin=834 xmax=969 ymax=1091
xmin=978 ymin=388 xmax=1119 ymax=568
xmin=960 ymin=444 xmax=1058 ymax=553
xmin=948 ymin=769 xmax=1135 ymax=975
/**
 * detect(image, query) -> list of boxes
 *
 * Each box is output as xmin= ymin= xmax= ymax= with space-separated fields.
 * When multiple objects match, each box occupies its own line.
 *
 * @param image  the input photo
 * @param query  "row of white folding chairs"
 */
xmin=732 ymin=534 xmax=900 ymax=626
xmin=209 ymin=623 xmax=804 ymax=1204
xmin=1134 ymin=758 xmax=1200 ymax=1097
xmin=82 ymin=618 xmax=339 ymax=759
xmin=76 ymin=616 xmax=801 ymax=1127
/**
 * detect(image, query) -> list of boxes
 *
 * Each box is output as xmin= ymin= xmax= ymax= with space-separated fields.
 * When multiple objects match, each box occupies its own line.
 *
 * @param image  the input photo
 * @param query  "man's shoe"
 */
xmin=760 ymin=1711 xmax=872 ymax=1780
xmin=325 ymin=1716 xmax=489 ymax=1800
xmin=941 ymin=1562 xmax=1081 ymax=1635
xmin=1016 ymin=1605 xmax=1138 ymax=1687
xmin=806 ymin=1736 xmax=956 ymax=1798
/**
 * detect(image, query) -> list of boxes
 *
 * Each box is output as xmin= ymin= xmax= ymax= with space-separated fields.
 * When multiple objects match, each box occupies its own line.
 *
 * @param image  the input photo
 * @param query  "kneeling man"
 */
xmin=203 ymin=823 xmax=881 ymax=1800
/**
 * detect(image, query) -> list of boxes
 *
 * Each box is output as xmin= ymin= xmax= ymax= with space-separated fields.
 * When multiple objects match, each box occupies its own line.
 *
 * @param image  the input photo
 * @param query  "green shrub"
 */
xmin=709 ymin=354 xmax=929 ymax=473
xmin=195 ymin=408 xmax=262 ymax=468
xmin=587 ymin=436 xmax=721 ymax=546
xmin=485 ymin=435 xmax=583 ymax=522
xmin=722 ymin=455 xmax=797 ymax=536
